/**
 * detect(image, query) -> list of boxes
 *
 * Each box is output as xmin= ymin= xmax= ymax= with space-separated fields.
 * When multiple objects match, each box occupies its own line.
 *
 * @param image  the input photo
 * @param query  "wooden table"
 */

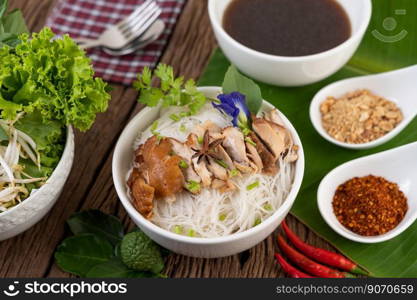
xmin=1 ymin=0 xmax=339 ymax=278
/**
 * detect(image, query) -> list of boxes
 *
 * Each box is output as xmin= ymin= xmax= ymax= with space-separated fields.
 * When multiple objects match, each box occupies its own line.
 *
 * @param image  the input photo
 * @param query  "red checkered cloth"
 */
xmin=46 ymin=0 xmax=186 ymax=85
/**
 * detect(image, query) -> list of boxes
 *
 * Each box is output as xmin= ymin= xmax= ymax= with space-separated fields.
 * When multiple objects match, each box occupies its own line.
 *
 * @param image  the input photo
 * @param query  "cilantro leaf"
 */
xmin=134 ymin=64 xmax=207 ymax=118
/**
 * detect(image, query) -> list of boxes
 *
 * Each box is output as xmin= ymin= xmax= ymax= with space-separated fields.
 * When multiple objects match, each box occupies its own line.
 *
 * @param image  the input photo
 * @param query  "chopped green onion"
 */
xmin=188 ymin=229 xmax=196 ymax=237
xmin=179 ymin=160 xmax=189 ymax=169
xmin=263 ymin=204 xmax=273 ymax=211
xmin=210 ymin=97 xmax=221 ymax=104
xmin=150 ymin=121 xmax=158 ymax=133
xmin=186 ymin=180 xmax=201 ymax=193
xmin=179 ymin=111 xmax=189 ymax=118
xmin=219 ymin=214 xmax=227 ymax=221
xmin=155 ymin=133 xmax=163 ymax=143
xmin=245 ymin=137 xmax=257 ymax=147
xmin=246 ymin=181 xmax=260 ymax=191
xmin=170 ymin=114 xmax=180 ymax=122
xmin=197 ymin=136 xmax=203 ymax=144
xmin=253 ymin=218 xmax=262 ymax=227
xmin=179 ymin=124 xmax=187 ymax=132
xmin=215 ymin=159 xmax=229 ymax=169
xmin=173 ymin=225 xmax=182 ymax=234
xmin=230 ymin=169 xmax=239 ymax=177
xmin=150 ymin=120 xmax=163 ymax=142
xmin=242 ymin=128 xmax=251 ymax=136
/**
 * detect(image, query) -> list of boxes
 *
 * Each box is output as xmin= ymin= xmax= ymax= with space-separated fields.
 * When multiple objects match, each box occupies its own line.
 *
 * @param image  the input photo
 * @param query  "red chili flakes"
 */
xmin=332 ymin=175 xmax=408 ymax=236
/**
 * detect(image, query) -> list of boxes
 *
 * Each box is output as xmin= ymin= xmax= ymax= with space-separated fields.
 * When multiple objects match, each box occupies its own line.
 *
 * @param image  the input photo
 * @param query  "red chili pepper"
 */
xmin=277 ymin=235 xmax=355 ymax=278
xmin=274 ymin=253 xmax=315 ymax=278
xmin=281 ymin=220 xmax=368 ymax=276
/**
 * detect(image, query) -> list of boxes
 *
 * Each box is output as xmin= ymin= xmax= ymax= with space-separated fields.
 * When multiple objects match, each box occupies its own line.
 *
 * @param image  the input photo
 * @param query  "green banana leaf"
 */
xmin=199 ymin=0 xmax=417 ymax=277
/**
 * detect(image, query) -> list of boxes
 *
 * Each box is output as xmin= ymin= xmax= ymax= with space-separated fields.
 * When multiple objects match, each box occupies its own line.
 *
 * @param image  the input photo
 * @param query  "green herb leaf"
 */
xmin=67 ymin=210 xmax=124 ymax=246
xmin=86 ymin=257 xmax=159 ymax=278
xmin=134 ymin=64 xmax=207 ymax=118
xmin=55 ymin=234 xmax=113 ymax=277
xmin=120 ymin=231 xmax=164 ymax=274
xmin=222 ymin=65 xmax=262 ymax=114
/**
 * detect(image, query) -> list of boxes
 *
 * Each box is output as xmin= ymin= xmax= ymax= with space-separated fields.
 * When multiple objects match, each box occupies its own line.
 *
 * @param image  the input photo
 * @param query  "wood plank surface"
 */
xmin=1 ymin=0 xmax=338 ymax=278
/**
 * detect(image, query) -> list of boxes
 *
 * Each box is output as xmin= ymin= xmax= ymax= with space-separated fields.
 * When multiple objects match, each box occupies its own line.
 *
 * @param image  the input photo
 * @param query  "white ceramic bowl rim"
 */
xmin=0 ymin=126 xmax=72 ymax=217
xmin=208 ymin=0 xmax=372 ymax=62
xmin=113 ymin=86 xmax=305 ymax=245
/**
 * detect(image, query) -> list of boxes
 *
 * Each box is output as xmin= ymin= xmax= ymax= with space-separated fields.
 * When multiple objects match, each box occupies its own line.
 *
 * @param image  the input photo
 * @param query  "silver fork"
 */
xmin=75 ymin=0 xmax=161 ymax=50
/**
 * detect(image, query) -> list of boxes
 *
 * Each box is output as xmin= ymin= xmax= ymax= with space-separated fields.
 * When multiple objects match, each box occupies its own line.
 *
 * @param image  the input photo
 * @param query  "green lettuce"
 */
xmin=0 ymin=27 xmax=111 ymax=131
xmin=15 ymin=111 xmax=64 ymax=170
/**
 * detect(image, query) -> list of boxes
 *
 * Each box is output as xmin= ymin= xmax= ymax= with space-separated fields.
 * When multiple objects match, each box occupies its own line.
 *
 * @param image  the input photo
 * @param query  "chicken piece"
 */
xmin=248 ymin=132 xmax=278 ymax=175
xmin=141 ymin=136 xmax=184 ymax=198
xmin=211 ymin=144 xmax=234 ymax=170
xmin=211 ymin=179 xmax=236 ymax=193
xmin=192 ymin=120 xmax=222 ymax=139
xmin=169 ymin=138 xmax=201 ymax=183
xmin=134 ymin=145 xmax=144 ymax=165
xmin=264 ymin=109 xmax=294 ymax=149
xmin=264 ymin=109 xmax=285 ymax=127
xmin=266 ymin=120 xmax=293 ymax=149
xmin=127 ymin=168 xmax=141 ymax=187
xmin=187 ymin=133 xmax=213 ymax=187
xmin=246 ymin=142 xmax=263 ymax=172
xmin=252 ymin=116 xmax=285 ymax=158
xmin=222 ymin=127 xmax=253 ymax=173
xmin=130 ymin=177 xmax=154 ymax=219
xmin=285 ymin=145 xmax=299 ymax=163
xmin=192 ymin=156 xmax=212 ymax=187
xmin=207 ymin=156 xmax=228 ymax=180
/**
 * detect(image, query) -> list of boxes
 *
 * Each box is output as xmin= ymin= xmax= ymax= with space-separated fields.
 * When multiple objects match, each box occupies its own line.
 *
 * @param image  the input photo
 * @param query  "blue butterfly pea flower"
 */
xmin=212 ymin=92 xmax=251 ymax=131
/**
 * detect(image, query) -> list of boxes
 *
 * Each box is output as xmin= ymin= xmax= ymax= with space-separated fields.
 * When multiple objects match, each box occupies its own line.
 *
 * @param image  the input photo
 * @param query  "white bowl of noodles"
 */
xmin=113 ymin=87 xmax=304 ymax=258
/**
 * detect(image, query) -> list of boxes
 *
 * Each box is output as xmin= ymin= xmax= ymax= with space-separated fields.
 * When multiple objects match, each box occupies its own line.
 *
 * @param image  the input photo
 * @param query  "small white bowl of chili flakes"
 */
xmin=317 ymin=142 xmax=417 ymax=243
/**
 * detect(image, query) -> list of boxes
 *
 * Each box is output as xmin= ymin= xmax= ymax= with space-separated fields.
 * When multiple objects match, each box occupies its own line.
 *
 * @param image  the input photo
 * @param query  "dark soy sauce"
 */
xmin=223 ymin=0 xmax=351 ymax=57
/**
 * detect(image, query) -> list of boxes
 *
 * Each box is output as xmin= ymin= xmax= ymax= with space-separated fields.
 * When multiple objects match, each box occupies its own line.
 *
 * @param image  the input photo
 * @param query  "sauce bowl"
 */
xmin=112 ymin=87 xmax=304 ymax=258
xmin=208 ymin=0 xmax=372 ymax=86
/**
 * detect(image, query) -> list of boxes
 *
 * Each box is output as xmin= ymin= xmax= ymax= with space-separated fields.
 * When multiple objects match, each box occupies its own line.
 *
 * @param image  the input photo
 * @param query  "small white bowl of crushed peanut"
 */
xmin=310 ymin=65 xmax=417 ymax=150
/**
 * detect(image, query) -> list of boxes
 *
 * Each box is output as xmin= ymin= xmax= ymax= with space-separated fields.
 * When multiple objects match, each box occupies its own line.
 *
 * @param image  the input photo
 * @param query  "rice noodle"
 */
xmin=130 ymin=103 xmax=296 ymax=238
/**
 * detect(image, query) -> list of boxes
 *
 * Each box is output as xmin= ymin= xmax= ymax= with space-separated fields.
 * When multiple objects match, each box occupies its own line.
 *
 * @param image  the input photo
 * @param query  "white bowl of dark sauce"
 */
xmin=208 ymin=0 xmax=372 ymax=87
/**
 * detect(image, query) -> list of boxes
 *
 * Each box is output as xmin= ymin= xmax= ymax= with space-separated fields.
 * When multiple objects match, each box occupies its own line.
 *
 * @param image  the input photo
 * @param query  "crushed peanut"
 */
xmin=320 ymin=89 xmax=403 ymax=144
